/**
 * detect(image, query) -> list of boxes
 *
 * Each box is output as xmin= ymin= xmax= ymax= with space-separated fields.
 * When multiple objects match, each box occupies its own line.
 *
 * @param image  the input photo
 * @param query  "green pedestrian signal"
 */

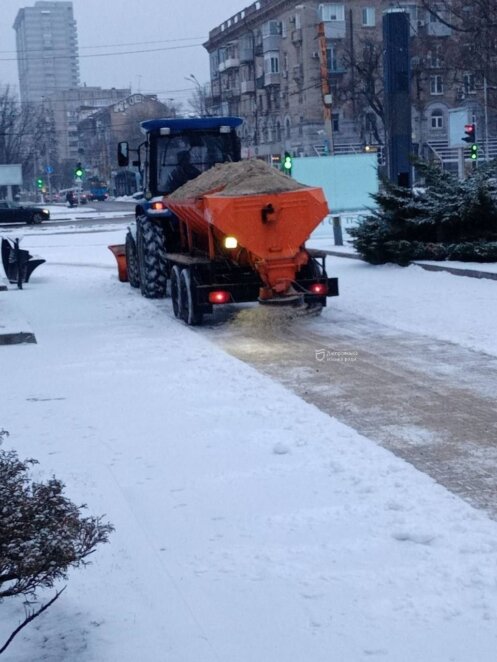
xmin=36 ymin=177 xmax=44 ymax=189
xmin=283 ymin=152 xmax=292 ymax=176
xmin=471 ymin=144 xmax=478 ymax=160
xmin=74 ymin=162 xmax=84 ymax=178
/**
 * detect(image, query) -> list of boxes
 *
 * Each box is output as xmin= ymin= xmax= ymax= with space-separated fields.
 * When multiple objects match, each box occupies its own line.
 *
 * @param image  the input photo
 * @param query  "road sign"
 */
xmin=46 ymin=165 xmax=54 ymax=174
xmin=449 ymin=109 xmax=470 ymax=148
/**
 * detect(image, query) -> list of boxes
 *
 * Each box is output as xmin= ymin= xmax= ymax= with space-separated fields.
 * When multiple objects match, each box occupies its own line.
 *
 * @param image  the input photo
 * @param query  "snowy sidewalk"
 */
xmin=309 ymin=237 xmax=497 ymax=281
xmin=0 ymin=293 xmax=36 ymax=344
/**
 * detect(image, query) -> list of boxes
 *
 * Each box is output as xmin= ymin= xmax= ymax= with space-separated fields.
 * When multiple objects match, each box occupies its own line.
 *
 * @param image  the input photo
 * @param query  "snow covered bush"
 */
xmin=351 ymin=161 xmax=497 ymax=265
xmin=0 ymin=429 xmax=113 ymax=654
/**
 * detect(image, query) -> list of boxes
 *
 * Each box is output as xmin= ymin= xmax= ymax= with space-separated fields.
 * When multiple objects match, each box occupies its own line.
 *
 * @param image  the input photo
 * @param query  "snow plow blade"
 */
xmin=108 ymin=244 xmax=128 ymax=283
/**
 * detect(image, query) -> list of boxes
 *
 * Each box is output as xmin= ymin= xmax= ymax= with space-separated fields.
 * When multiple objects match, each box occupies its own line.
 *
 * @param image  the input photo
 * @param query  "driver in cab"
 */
xmin=166 ymin=149 xmax=201 ymax=193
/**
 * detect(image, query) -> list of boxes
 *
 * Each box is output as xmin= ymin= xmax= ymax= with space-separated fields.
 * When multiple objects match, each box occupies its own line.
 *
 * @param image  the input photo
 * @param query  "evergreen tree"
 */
xmin=351 ymin=160 xmax=497 ymax=265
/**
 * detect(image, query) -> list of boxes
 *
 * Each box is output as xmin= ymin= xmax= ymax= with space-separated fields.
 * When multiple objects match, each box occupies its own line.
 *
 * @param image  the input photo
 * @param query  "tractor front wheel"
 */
xmin=136 ymin=215 xmax=167 ymax=298
xmin=125 ymin=231 xmax=140 ymax=288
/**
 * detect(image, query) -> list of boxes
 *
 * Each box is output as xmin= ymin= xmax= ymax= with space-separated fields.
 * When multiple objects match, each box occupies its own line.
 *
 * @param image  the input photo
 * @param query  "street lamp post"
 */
xmin=185 ymin=74 xmax=205 ymax=116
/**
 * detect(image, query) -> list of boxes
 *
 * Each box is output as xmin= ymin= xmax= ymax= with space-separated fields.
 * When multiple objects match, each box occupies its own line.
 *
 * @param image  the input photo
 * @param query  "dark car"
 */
xmin=0 ymin=200 xmax=50 ymax=225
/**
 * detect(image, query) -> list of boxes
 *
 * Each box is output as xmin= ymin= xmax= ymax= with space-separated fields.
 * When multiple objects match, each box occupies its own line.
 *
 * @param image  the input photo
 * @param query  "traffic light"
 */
xmin=462 ymin=123 xmax=476 ymax=144
xmin=74 ymin=162 xmax=84 ymax=178
xmin=36 ymin=177 xmax=44 ymax=189
xmin=471 ymin=144 xmax=478 ymax=160
xmin=283 ymin=152 xmax=292 ymax=176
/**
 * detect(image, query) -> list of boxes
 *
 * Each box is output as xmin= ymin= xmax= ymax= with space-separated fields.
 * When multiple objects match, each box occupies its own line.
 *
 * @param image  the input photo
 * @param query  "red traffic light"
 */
xmin=463 ymin=123 xmax=476 ymax=143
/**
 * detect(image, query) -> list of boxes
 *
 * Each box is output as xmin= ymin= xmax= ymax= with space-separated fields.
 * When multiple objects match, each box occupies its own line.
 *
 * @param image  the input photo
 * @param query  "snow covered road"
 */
xmin=2 ymin=225 xmax=497 ymax=661
xmin=207 ymin=305 xmax=497 ymax=517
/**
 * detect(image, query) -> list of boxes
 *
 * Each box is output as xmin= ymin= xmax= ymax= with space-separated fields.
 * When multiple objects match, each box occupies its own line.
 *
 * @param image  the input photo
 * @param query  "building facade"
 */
xmin=43 ymin=87 xmax=131 ymax=167
xmin=14 ymin=1 xmax=80 ymax=104
xmin=78 ymin=94 xmax=171 ymax=184
xmin=204 ymin=1 xmax=497 ymax=168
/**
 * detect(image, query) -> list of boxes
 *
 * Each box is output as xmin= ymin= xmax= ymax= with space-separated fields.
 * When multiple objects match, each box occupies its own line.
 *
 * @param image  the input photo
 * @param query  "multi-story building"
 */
xmin=14 ymin=1 xmax=80 ymax=104
xmin=204 ymin=1 xmax=496 ymax=168
xmin=43 ymin=87 xmax=131 ymax=167
xmin=78 ymin=94 xmax=171 ymax=183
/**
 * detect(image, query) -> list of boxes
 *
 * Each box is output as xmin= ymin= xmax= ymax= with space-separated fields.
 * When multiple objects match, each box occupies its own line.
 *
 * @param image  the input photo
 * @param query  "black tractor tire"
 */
xmin=136 ymin=215 xmax=168 ymax=298
xmin=179 ymin=267 xmax=203 ymax=326
xmin=125 ymin=231 xmax=140 ymax=288
xmin=170 ymin=265 xmax=183 ymax=318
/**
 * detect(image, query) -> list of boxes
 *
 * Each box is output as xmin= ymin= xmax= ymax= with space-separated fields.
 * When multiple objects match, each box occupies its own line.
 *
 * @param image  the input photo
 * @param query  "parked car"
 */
xmin=0 ymin=200 xmax=50 ymax=225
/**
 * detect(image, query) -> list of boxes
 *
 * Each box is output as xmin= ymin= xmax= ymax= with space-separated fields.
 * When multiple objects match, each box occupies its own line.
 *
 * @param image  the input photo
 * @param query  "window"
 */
xmin=362 ymin=7 xmax=375 ymax=27
xmin=430 ymin=109 xmax=444 ymax=129
xmin=430 ymin=75 xmax=443 ymax=95
xmin=262 ymin=20 xmax=282 ymax=36
xmin=264 ymin=53 xmax=279 ymax=74
xmin=326 ymin=46 xmax=338 ymax=72
xmin=319 ymin=4 xmax=345 ymax=22
xmin=285 ymin=117 xmax=291 ymax=138
xmin=427 ymin=46 xmax=442 ymax=68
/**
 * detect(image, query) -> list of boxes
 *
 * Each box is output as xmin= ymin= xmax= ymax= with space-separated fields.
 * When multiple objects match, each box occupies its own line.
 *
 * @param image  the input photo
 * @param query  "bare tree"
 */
xmin=341 ymin=37 xmax=385 ymax=144
xmin=418 ymin=0 xmax=497 ymax=92
xmin=0 ymin=87 xmax=60 ymax=193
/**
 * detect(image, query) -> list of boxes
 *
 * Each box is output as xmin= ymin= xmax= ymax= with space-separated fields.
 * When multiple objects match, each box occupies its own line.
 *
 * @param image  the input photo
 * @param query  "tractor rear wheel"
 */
xmin=179 ymin=267 xmax=203 ymax=326
xmin=136 ymin=215 xmax=167 ymax=298
xmin=125 ymin=231 xmax=140 ymax=288
xmin=170 ymin=265 xmax=183 ymax=318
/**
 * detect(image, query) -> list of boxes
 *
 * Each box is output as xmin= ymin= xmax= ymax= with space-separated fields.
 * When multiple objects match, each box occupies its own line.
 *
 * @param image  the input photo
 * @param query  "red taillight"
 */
xmin=309 ymin=282 xmax=327 ymax=295
xmin=151 ymin=201 xmax=165 ymax=210
xmin=209 ymin=290 xmax=231 ymax=304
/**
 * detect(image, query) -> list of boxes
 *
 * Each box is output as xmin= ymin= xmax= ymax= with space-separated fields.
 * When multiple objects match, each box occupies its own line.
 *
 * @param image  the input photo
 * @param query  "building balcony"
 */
xmin=291 ymin=28 xmax=302 ymax=43
xmin=256 ymin=75 xmax=265 ymax=89
xmin=224 ymin=57 xmax=240 ymax=69
xmin=241 ymin=80 xmax=255 ymax=94
xmin=426 ymin=21 xmax=451 ymax=37
xmin=264 ymin=73 xmax=281 ymax=86
xmin=239 ymin=46 xmax=254 ymax=62
xmin=324 ymin=21 xmax=346 ymax=39
xmin=224 ymin=86 xmax=241 ymax=98
xmin=263 ymin=34 xmax=281 ymax=52
xmin=293 ymin=64 xmax=303 ymax=80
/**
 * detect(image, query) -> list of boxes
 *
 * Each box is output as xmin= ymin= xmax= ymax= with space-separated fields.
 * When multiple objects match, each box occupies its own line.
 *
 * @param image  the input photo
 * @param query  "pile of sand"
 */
xmin=168 ymin=159 xmax=308 ymax=200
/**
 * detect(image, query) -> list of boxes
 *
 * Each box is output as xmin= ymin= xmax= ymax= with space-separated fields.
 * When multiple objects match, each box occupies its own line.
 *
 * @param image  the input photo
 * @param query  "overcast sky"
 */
xmin=0 ymin=0 xmax=246 ymax=107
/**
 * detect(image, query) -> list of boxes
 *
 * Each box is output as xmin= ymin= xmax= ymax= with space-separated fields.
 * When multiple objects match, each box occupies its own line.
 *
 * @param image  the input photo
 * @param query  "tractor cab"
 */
xmin=117 ymin=117 xmax=242 ymax=198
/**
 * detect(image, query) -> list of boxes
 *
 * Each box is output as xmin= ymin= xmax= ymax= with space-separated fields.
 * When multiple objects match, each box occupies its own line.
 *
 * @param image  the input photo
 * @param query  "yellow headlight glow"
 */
xmin=224 ymin=236 xmax=238 ymax=249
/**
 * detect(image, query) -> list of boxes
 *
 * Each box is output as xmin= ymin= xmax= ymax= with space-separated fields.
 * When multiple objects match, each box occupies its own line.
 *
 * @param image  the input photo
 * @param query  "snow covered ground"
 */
xmin=1 ymin=223 xmax=497 ymax=661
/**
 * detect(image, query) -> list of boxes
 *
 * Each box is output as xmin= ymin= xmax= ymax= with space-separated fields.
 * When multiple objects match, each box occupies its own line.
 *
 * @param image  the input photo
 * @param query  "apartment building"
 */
xmin=78 ymin=94 xmax=170 ymax=182
xmin=43 ymin=87 xmax=131 ymax=167
xmin=204 ymin=1 xmax=492 ymax=165
xmin=14 ymin=1 xmax=80 ymax=104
